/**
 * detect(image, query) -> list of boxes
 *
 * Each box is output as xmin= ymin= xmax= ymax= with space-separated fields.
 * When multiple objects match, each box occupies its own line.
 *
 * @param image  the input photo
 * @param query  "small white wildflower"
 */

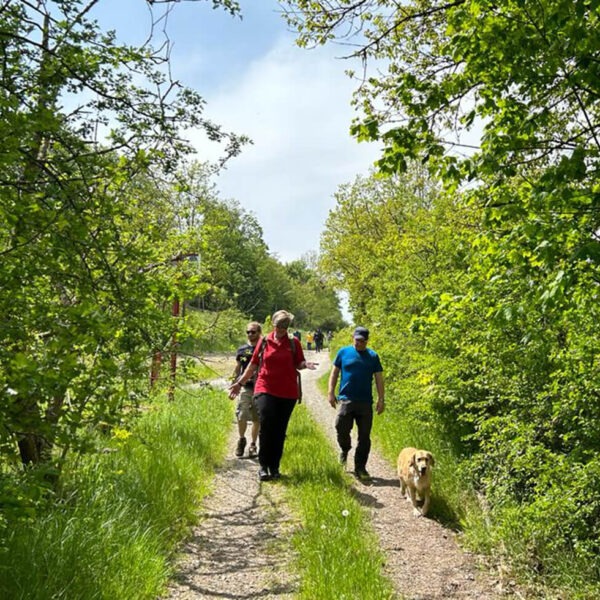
xmin=341 ymin=509 xmax=350 ymax=518
xmin=6 ymin=388 xmax=17 ymax=396
xmin=321 ymin=524 xmax=326 ymax=530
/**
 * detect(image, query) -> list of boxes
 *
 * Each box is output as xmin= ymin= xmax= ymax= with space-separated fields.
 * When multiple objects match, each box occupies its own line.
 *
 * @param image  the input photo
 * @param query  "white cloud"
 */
xmin=190 ymin=35 xmax=381 ymax=262
xmin=88 ymin=0 xmax=378 ymax=265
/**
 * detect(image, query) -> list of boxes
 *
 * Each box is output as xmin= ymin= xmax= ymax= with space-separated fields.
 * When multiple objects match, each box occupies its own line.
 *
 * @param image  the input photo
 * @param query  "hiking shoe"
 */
xmin=235 ymin=437 xmax=246 ymax=458
xmin=339 ymin=451 xmax=348 ymax=465
xmin=354 ymin=468 xmax=371 ymax=482
xmin=248 ymin=442 xmax=257 ymax=458
xmin=270 ymin=469 xmax=281 ymax=480
xmin=258 ymin=467 xmax=271 ymax=482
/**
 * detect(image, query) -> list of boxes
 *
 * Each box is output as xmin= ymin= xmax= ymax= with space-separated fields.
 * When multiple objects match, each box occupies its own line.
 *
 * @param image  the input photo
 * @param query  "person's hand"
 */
xmin=328 ymin=392 xmax=337 ymax=408
xmin=228 ymin=381 xmax=241 ymax=399
xmin=305 ymin=361 xmax=318 ymax=370
xmin=376 ymin=398 xmax=385 ymax=415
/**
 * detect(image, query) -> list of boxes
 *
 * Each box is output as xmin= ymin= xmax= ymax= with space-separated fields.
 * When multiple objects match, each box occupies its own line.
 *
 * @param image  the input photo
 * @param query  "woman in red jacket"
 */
xmin=228 ymin=310 xmax=317 ymax=481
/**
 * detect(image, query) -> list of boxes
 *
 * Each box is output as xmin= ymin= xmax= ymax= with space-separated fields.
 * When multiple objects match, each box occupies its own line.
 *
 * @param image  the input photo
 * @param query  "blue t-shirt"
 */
xmin=334 ymin=345 xmax=383 ymax=402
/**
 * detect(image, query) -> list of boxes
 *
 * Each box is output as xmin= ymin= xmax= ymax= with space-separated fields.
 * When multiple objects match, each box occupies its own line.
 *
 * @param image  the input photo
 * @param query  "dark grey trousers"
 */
xmin=335 ymin=401 xmax=373 ymax=470
xmin=255 ymin=393 xmax=296 ymax=473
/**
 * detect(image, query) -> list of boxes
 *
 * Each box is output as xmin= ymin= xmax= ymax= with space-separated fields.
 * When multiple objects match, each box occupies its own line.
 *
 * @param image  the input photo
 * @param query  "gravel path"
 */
xmin=166 ymin=352 xmax=522 ymax=599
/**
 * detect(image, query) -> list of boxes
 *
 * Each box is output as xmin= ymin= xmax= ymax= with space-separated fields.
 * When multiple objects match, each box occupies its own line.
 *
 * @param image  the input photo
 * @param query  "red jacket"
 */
xmin=251 ymin=332 xmax=305 ymax=399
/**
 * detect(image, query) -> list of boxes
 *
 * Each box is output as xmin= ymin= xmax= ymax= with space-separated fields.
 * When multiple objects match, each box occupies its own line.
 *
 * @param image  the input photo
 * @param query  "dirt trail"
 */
xmin=166 ymin=352 xmax=519 ymax=599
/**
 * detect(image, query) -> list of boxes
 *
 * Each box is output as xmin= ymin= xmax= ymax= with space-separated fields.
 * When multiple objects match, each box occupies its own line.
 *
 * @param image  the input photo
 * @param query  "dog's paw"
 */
xmin=413 ymin=507 xmax=423 ymax=517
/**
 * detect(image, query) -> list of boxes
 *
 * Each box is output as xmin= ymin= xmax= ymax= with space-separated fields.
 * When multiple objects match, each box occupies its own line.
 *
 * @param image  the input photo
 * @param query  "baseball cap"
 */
xmin=353 ymin=326 xmax=369 ymax=340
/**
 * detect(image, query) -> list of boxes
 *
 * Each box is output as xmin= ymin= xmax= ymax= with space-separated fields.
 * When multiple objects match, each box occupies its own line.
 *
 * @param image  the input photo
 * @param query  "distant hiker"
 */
xmin=293 ymin=330 xmax=301 ymax=342
xmin=314 ymin=328 xmax=324 ymax=353
xmin=306 ymin=331 xmax=314 ymax=351
xmin=228 ymin=310 xmax=318 ymax=481
xmin=327 ymin=326 xmax=385 ymax=482
xmin=231 ymin=322 xmax=262 ymax=458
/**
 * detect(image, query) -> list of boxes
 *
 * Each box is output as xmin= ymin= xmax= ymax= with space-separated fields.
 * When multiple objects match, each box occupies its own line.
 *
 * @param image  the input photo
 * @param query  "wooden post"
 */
xmin=168 ymin=297 xmax=180 ymax=401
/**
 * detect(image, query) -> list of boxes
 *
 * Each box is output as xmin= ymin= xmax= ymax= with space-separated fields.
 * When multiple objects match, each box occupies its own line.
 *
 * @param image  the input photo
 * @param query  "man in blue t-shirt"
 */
xmin=327 ymin=326 xmax=385 ymax=481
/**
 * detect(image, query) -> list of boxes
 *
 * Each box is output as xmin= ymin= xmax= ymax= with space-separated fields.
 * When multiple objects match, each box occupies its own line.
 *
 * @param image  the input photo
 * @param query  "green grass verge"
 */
xmin=0 ymin=388 xmax=233 ymax=600
xmin=282 ymin=401 xmax=397 ymax=600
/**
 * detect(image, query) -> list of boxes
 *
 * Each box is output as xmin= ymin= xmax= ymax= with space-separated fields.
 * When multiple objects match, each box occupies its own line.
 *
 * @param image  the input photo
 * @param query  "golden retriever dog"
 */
xmin=397 ymin=447 xmax=435 ymax=517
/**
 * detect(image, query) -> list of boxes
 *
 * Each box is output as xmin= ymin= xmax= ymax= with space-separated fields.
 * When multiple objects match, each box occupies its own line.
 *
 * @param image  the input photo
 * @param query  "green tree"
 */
xmin=282 ymin=1 xmax=600 ymax=191
xmin=287 ymin=2 xmax=600 ymax=583
xmin=322 ymin=164 xmax=471 ymax=321
xmin=320 ymin=166 xmax=451 ymax=318
xmin=0 ymin=0 xmax=245 ymax=471
xmin=285 ymin=254 xmax=345 ymax=330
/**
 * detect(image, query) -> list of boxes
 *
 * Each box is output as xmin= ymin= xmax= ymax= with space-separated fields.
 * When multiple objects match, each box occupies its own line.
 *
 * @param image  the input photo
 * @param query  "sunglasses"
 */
xmin=246 ymin=330 xmax=258 ymax=334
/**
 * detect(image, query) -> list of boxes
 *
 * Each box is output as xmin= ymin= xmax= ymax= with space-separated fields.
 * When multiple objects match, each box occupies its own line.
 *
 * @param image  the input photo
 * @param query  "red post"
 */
xmin=144 ymin=253 xmax=198 ymax=393
xmin=168 ymin=297 xmax=180 ymax=401
xmin=150 ymin=350 xmax=162 ymax=387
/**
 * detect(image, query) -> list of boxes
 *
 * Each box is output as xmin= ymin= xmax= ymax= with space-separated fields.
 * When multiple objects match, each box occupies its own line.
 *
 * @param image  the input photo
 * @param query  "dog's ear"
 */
xmin=410 ymin=453 xmax=417 ymax=467
xmin=427 ymin=452 xmax=435 ymax=467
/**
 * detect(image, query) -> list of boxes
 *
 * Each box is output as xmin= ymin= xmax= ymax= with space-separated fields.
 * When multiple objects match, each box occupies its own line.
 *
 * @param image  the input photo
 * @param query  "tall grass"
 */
xmin=0 ymin=388 xmax=232 ymax=600
xmin=282 ymin=403 xmax=397 ymax=600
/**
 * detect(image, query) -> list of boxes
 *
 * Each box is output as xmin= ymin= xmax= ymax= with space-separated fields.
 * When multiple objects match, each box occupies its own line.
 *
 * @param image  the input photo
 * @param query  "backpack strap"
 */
xmin=258 ymin=335 xmax=298 ymax=365
xmin=290 ymin=336 xmax=302 ymax=402
xmin=258 ymin=336 xmax=268 ymax=373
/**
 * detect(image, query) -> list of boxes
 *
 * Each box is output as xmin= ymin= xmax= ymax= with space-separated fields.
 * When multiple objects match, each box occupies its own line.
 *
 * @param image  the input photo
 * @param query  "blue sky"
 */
xmin=91 ymin=0 xmax=381 ymax=263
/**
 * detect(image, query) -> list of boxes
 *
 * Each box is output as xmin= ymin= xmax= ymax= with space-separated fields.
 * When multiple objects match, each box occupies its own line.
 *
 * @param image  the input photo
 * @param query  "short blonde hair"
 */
xmin=271 ymin=309 xmax=294 ymax=329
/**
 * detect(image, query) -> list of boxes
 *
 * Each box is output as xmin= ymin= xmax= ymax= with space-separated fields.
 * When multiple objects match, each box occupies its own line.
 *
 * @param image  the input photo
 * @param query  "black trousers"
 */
xmin=255 ymin=393 xmax=297 ymax=473
xmin=335 ymin=401 xmax=373 ymax=470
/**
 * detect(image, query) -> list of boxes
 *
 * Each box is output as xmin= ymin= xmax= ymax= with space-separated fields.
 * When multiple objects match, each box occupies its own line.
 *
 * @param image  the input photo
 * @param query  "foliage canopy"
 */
xmin=290 ymin=0 xmax=600 ymax=593
xmin=0 ymin=0 xmax=341 ymax=482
